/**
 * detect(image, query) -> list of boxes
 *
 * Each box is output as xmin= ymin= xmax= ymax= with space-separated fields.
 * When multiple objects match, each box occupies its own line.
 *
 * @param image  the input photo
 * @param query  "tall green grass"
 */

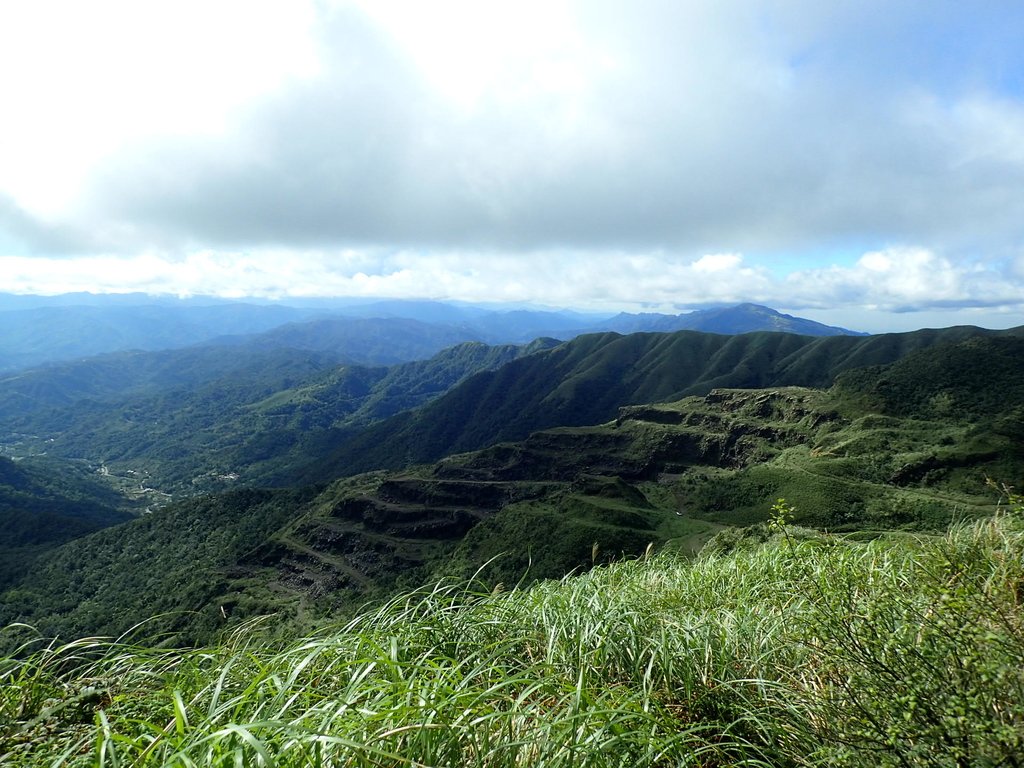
xmin=4 ymin=502 xmax=1024 ymax=766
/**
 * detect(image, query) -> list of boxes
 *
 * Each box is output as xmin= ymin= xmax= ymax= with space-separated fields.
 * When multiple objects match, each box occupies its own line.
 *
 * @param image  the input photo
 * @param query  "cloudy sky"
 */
xmin=1 ymin=1 xmax=1023 ymax=331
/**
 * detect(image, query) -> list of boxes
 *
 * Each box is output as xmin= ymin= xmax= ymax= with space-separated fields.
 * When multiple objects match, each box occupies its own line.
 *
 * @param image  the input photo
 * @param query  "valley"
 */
xmin=0 ymin=339 xmax=559 ymax=498
xmin=5 ymin=7 xmax=1023 ymax=762
xmin=1 ymin=301 xmax=1023 ymax=767
xmin=3 ymin=330 xmax=1020 ymax=646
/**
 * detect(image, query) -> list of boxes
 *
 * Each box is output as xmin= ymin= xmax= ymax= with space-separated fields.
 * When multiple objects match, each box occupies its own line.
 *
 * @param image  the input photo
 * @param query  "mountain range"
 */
xmin=0 ymin=296 xmax=863 ymax=373
xmin=1 ymin=318 xmax=1021 ymax=647
xmin=299 ymin=324 xmax=1014 ymax=482
xmin=597 ymin=303 xmax=866 ymax=336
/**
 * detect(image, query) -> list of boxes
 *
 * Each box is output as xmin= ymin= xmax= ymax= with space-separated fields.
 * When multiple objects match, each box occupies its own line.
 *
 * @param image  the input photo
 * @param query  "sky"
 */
xmin=1 ymin=1 xmax=1024 ymax=332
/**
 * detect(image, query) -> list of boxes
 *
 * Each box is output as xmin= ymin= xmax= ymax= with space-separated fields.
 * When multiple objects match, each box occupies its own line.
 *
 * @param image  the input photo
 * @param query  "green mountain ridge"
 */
xmin=4 ymin=334 xmax=1020 ymax=647
xmin=5 ymin=324 xmax=998 ymax=498
xmin=0 ymin=297 xmax=867 ymax=375
xmin=299 ymin=324 xmax=1023 ymax=482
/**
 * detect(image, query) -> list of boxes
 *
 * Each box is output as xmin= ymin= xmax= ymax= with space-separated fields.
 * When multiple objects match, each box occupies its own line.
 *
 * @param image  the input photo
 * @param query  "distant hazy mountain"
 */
xmin=0 ymin=346 xmax=346 ymax=422
xmin=0 ymin=301 xmax=321 ymax=372
xmin=0 ymin=295 xmax=586 ymax=372
xmin=0 ymin=294 xmax=866 ymax=374
xmin=593 ymin=303 xmax=866 ymax=336
xmin=306 ymin=299 xmax=491 ymax=324
xmin=223 ymin=316 xmax=487 ymax=365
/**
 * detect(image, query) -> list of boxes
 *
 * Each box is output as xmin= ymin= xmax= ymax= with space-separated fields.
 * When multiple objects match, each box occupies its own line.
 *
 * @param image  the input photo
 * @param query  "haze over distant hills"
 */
xmin=597 ymin=303 xmax=867 ymax=336
xmin=0 ymin=293 xmax=866 ymax=373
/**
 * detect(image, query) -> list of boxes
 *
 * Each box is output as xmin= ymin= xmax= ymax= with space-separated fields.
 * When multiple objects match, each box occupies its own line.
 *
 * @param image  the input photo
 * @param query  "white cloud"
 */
xmin=351 ymin=0 xmax=593 ymax=113
xmin=0 ymin=0 xmax=318 ymax=217
xmin=1 ymin=1 xmax=1017 ymax=256
xmin=1 ymin=1 xmax=1023 ymax=328
xmin=7 ymin=246 xmax=1020 ymax=319
xmin=1012 ymin=254 xmax=1024 ymax=279
xmin=692 ymin=254 xmax=743 ymax=273
xmin=789 ymin=247 xmax=1021 ymax=310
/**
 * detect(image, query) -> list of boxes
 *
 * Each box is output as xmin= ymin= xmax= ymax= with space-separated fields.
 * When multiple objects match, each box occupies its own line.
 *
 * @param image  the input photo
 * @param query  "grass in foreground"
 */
xmin=3 ymin=501 xmax=1024 ymax=767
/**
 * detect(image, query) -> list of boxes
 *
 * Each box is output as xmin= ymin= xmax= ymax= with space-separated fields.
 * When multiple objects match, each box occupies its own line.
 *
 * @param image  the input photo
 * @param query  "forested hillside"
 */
xmin=0 ymin=456 xmax=132 ymax=589
xmin=0 ymin=340 xmax=558 ymax=493
xmin=301 ymin=324 xmax=1023 ymax=481
xmin=3 ymin=334 xmax=1020 ymax=647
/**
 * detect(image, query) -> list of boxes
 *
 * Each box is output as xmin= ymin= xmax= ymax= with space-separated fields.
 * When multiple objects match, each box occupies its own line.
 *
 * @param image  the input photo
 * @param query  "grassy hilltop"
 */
xmin=4 ymin=497 xmax=1024 ymax=766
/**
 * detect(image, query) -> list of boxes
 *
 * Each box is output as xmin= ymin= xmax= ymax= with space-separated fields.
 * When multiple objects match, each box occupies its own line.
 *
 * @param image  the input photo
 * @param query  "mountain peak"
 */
xmin=597 ymin=304 xmax=866 ymax=337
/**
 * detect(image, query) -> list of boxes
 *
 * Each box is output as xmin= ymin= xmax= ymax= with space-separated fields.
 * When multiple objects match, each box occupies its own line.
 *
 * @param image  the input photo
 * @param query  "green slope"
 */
xmin=0 ymin=456 xmax=133 ymax=589
xmin=5 ymin=335 xmax=1021 ymax=646
xmin=835 ymin=334 xmax=1024 ymax=418
xmin=0 ymin=487 xmax=318 ymax=645
xmin=0 ymin=340 xmax=559 ymax=494
xmin=7 ymin=512 xmax=1024 ymax=767
xmin=300 ymin=324 xmax=1024 ymax=481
